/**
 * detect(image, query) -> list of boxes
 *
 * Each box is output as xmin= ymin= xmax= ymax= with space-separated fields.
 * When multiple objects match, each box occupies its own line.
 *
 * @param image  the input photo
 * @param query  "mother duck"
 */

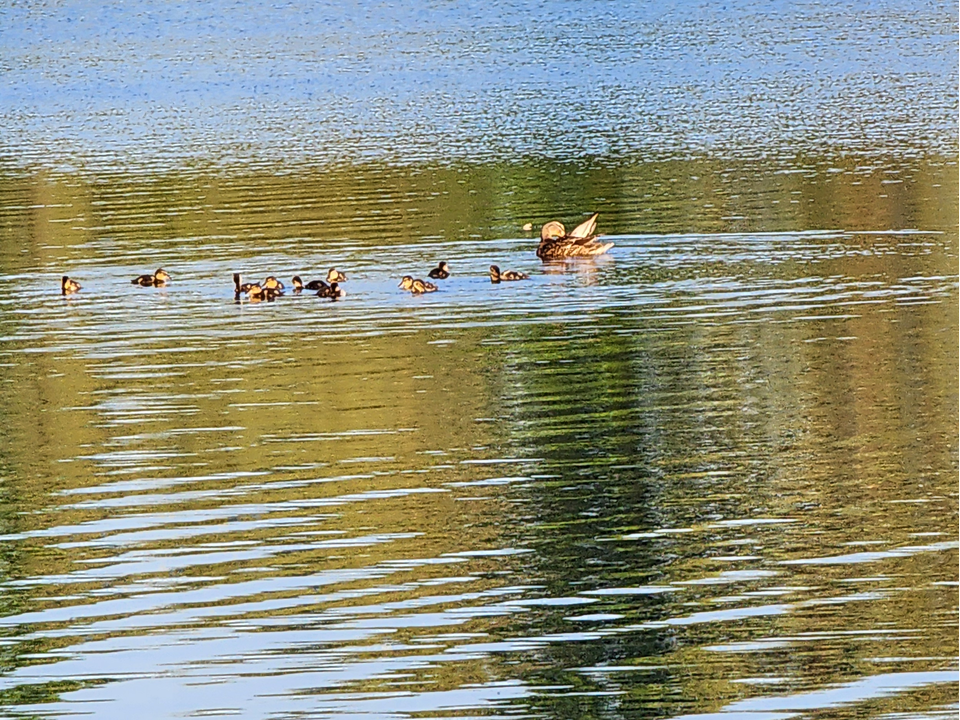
xmin=536 ymin=213 xmax=614 ymax=260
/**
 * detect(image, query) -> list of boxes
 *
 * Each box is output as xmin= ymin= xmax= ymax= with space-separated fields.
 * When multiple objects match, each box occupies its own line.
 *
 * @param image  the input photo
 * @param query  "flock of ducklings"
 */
xmin=59 ymin=213 xmax=613 ymax=300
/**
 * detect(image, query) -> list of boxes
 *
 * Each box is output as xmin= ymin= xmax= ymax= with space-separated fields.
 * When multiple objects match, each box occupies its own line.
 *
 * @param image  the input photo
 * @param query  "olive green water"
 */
xmin=0 ymin=155 xmax=955 ymax=718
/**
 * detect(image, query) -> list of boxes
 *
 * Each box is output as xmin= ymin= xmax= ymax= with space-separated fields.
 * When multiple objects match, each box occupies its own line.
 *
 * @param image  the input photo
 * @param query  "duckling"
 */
xmin=327 ymin=268 xmax=347 ymax=283
xmin=61 ymin=275 xmax=81 ymax=294
xmin=262 ymin=276 xmax=285 ymax=293
xmin=317 ymin=282 xmax=345 ymax=300
xmin=234 ymin=273 xmax=280 ymax=301
xmin=292 ymin=275 xmax=329 ymax=292
xmin=536 ymin=212 xmax=614 ymax=260
xmin=246 ymin=284 xmax=282 ymax=302
xmin=490 ymin=265 xmax=528 ymax=282
xmin=398 ymin=275 xmax=438 ymax=294
xmin=131 ymin=268 xmax=172 ymax=286
xmin=428 ymin=261 xmax=450 ymax=279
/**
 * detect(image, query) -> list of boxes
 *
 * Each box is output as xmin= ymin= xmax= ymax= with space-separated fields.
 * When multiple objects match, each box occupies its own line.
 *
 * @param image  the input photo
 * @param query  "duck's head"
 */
xmin=263 ymin=276 xmax=284 ymax=290
xmin=154 ymin=269 xmax=172 ymax=283
xmin=489 ymin=265 xmax=501 ymax=278
xmin=540 ymin=221 xmax=566 ymax=241
xmin=438 ymin=261 xmax=449 ymax=271
xmin=398 ymin=276 xmax=414 ymax=290
xmin=291 ymin=276 xmax=303 ymax=290
xmin=327 ymin=268 xmax=345 ymax=282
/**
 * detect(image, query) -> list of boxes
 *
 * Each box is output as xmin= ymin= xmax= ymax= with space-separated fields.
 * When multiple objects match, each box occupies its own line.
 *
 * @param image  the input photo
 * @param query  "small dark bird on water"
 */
xmin=292 ymin=275 xmax=329 ymax=292
xmin=490 ymin=265 xmax=528 ymax=282
xmin=317 ymin=282 xmax=345 ymax=300
xmin=428 ymin=261 xmax=450 ymax=279
xmin=132 ymin=268 xmax=172 ymax=286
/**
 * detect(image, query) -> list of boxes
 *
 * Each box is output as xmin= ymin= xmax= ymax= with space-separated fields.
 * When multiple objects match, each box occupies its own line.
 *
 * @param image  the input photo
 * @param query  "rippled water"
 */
xmin=0 ymin=2 xmax=957 ymax=719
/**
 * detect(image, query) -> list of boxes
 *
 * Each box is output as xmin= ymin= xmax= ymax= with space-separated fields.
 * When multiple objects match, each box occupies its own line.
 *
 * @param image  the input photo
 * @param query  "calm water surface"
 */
xmin=0 ymin=2 xmax=957 ymax=719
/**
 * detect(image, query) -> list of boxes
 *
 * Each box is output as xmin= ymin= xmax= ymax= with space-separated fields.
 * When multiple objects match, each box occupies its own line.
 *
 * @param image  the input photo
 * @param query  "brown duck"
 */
xmin=536 ymin=213 xmax=614 ymax=260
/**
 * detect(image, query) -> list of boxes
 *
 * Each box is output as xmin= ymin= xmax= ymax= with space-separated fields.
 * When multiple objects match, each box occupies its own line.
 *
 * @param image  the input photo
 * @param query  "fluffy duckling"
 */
xmin=490 ymin=265 xmax=528 ymax=282
xmin=398 ymin=275 xmax=438 ymax=294
xmin=234 ymin=273 xmax=280 ymax=301
xmin=61 ymin=276 xmax=81 ymax=294
xmin=132 ymin=268 xmax=172 ymax=286
xmin=428 ymin=261 xmax=450 ymax=279
xmin=247 ymin=284 xmax=282 ymax=302
xmin=317 ymin=282 xmax=345 ymax=300
xmin=327 ymin=268 xmax=347 ymax=283
xmin=262 ymin=276 xmax=284 ymax=292
xmin=537 ymin=212 xmax=614 ymax=260
xmin=292 ymin=275 xmax=329 ymax=292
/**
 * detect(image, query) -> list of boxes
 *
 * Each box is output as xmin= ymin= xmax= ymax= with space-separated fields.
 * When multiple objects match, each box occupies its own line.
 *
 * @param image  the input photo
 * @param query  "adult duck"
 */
xmin=536 ymin=213 xmax=613 ymax=260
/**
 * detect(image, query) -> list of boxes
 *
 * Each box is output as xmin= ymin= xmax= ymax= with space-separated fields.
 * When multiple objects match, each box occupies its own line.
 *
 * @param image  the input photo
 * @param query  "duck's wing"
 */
xmin=567 ymin=213 xmax=598 ymax=239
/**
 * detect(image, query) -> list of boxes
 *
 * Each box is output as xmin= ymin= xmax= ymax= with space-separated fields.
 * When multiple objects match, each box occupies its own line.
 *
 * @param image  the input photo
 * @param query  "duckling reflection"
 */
xmin=61 ymin=276 xmax=81 ymax=294
xmin=489 ymin=265 xmax=528 ymax=283
xmin=132 ymin=268 xmax=172 ymax=286
xmin=537 ymin=212 xmax=614 ymax=260
xmin=399 ymin=275 xmax=438 ymax=294
xmin=317 ymin=282 xmax=344 ymax=300
xmin=540 ymin=253 xmax=611 ymax=284
xmin=428 ymin=261 xmax=450 ymax=279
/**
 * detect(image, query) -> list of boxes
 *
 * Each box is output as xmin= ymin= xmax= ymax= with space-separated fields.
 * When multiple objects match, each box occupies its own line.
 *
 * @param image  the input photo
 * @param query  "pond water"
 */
xmin=0 ymin=2 xmax=957 ymax=719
